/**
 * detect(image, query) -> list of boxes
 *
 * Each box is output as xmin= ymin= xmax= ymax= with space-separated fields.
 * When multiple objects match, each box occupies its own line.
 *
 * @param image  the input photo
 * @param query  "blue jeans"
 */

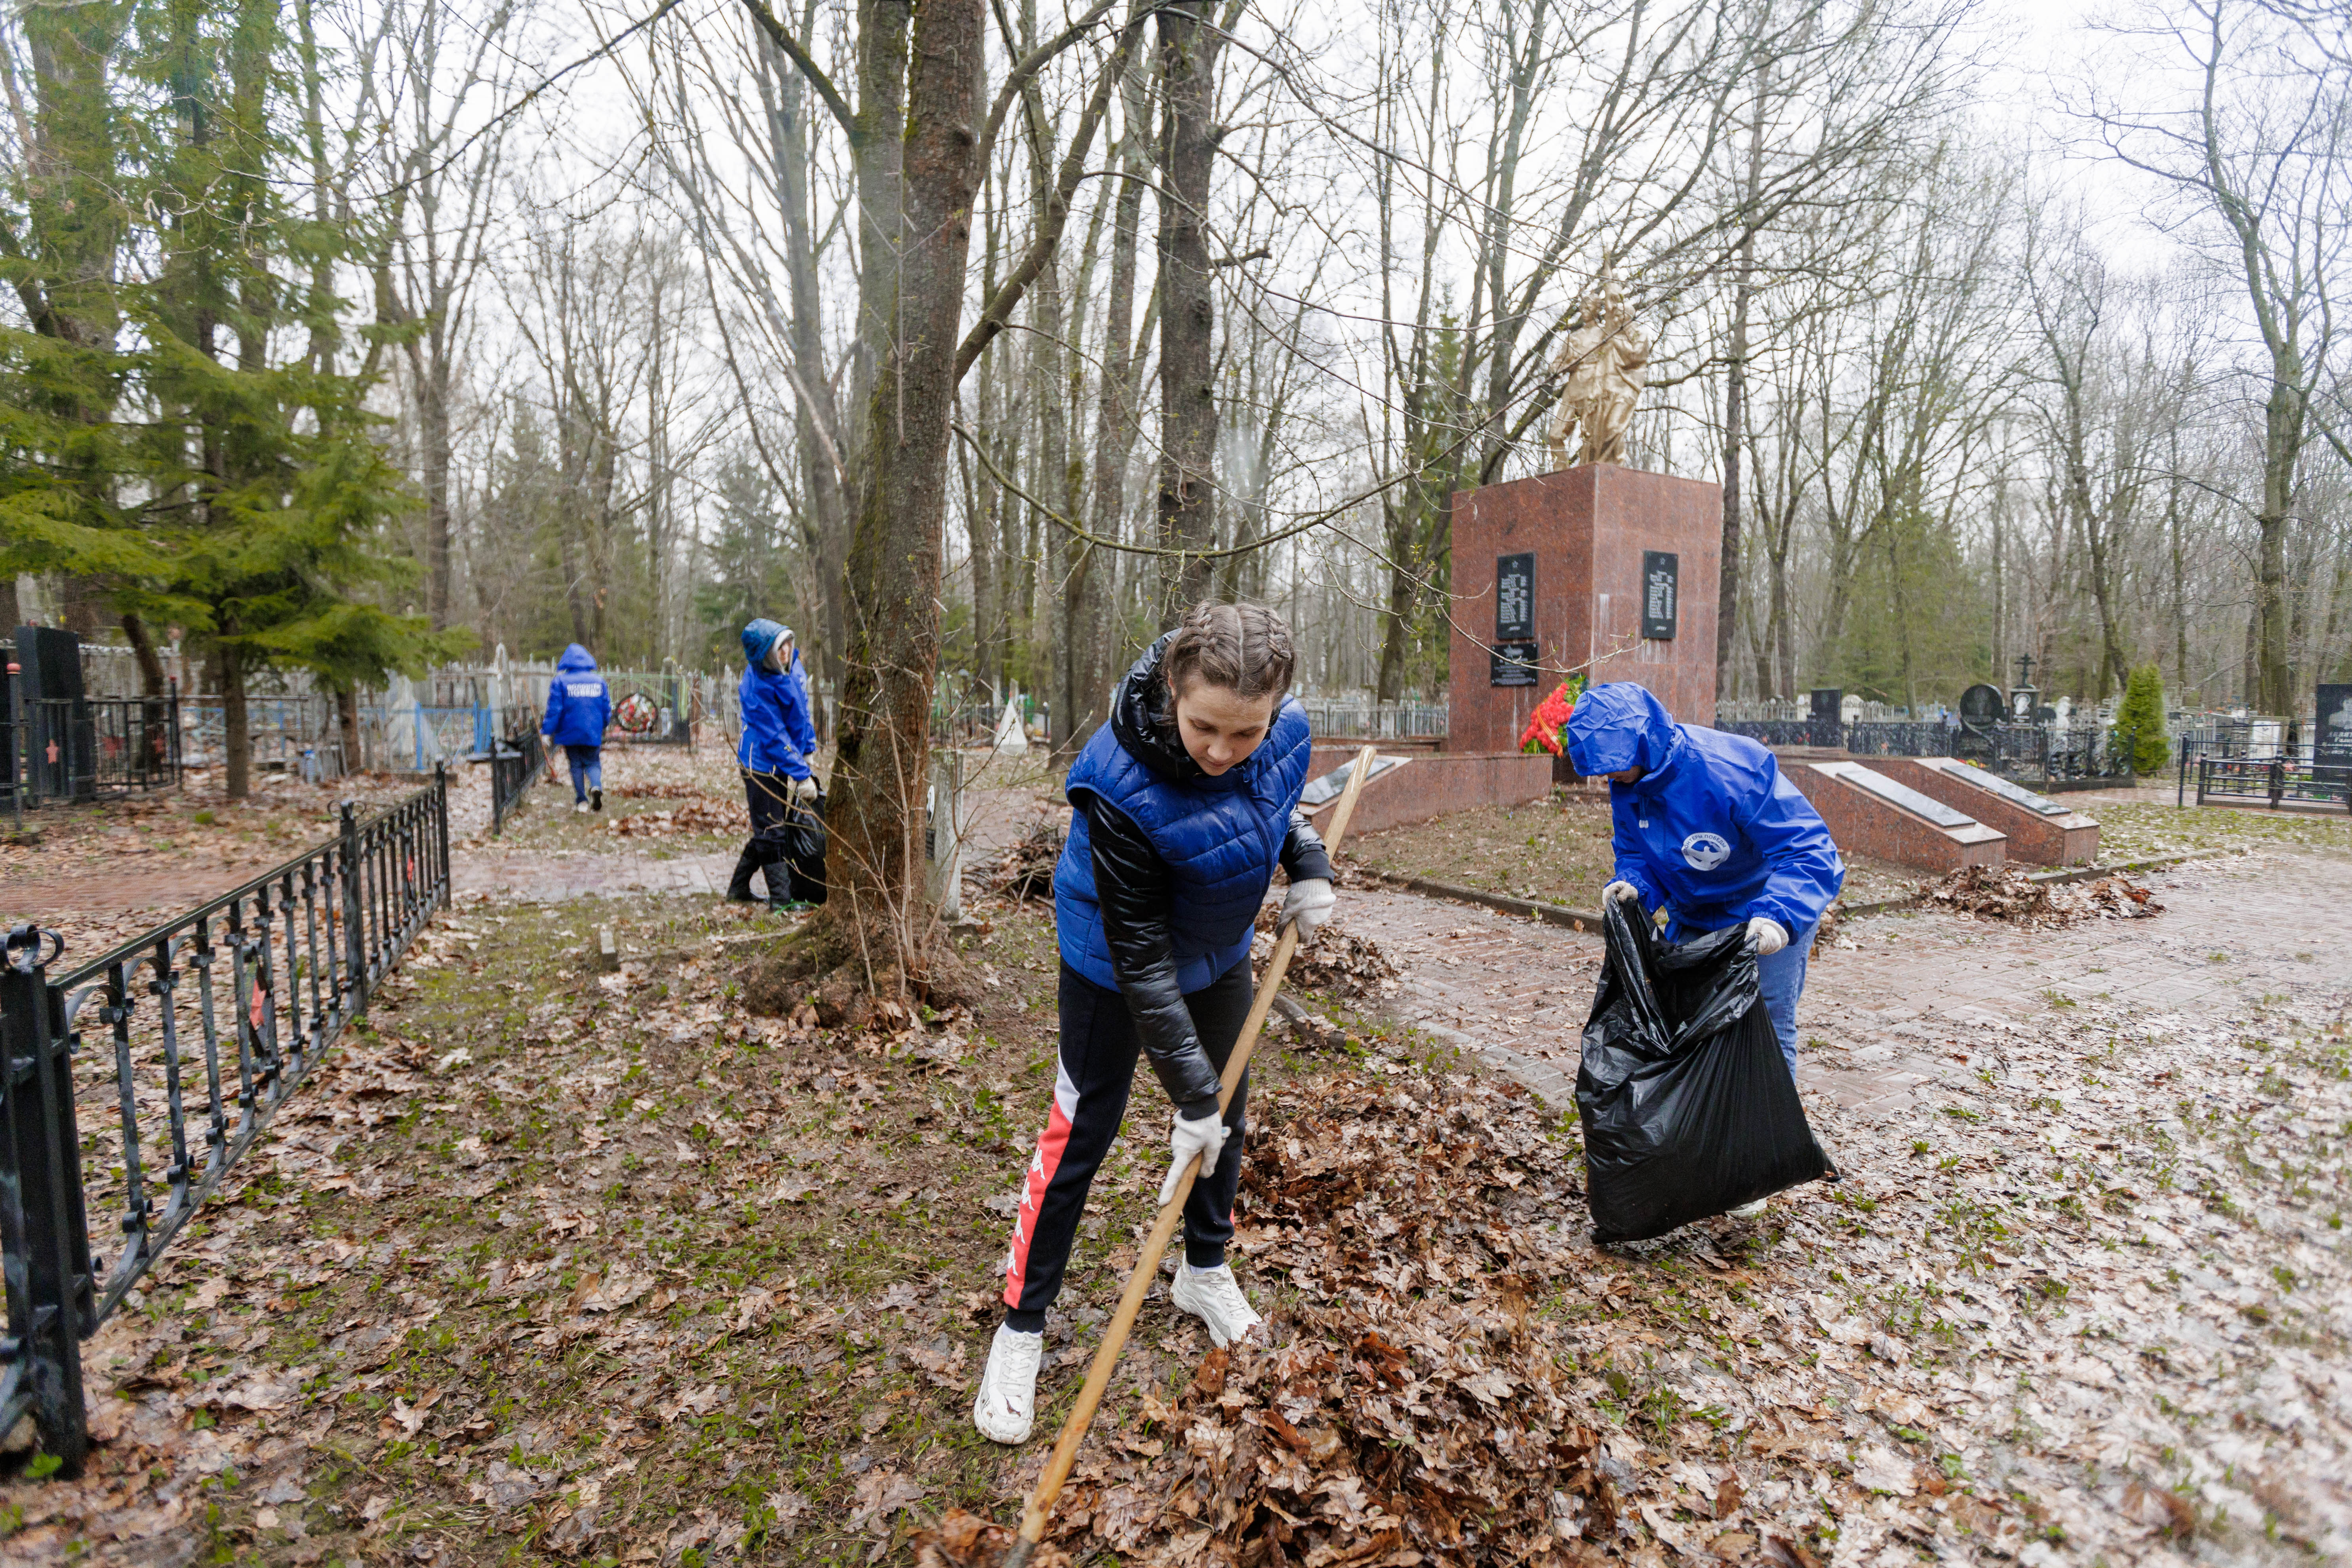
xmin=1668 ymin=917 xmax=1817 ymax=1075
xmin=566 ymin=746 xmax=603 ymax=801
xmin=1756 ymin=922 xmax=1817 ymax=1074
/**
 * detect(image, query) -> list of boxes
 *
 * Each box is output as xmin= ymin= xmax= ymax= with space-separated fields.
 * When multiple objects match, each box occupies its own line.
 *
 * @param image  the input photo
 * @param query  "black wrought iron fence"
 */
xmin=0 ymin=768 xmax=451 ymax=1473
xmin=2190 ymin=755 xmax=2352 ymax=812
xmin=5 ymin=692 xmax=182 ymax=815
xmin=487 ymin=728 xmax=545 ymax=837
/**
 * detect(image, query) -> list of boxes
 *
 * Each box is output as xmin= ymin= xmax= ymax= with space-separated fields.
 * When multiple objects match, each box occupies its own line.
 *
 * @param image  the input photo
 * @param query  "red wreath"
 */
xmin=1518 ymin=677 xmax=1586 ymax=756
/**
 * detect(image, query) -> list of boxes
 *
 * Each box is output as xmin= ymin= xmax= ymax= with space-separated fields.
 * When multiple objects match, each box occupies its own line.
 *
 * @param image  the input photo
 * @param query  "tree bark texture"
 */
xmin=1154 ymin=0 xmax=1219 ymax=624
xmin=822 ymin=0 xmax=985 ymax=958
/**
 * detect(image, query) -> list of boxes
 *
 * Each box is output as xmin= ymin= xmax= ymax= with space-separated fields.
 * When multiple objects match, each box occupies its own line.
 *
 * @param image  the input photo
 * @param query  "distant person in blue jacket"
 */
xmin=540 ymin=644 xmax=613 ymax=814
xmin=1566 ymin=682 xmax=1844 ymax=1213
xmin=729 ymin=619 xmax=818 ymax=906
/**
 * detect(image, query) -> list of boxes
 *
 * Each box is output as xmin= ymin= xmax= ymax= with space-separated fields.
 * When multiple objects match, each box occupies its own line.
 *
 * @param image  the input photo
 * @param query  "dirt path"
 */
xmin=1345 ymin=848 xmax=2345 ymax=1114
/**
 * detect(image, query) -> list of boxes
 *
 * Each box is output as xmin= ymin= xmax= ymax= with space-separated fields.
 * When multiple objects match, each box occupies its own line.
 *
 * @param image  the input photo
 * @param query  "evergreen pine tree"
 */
xmin=5 ymin=0 xmax=463 ymax=798
xmin=2115 ymin=662 xmax=2170 ymax=775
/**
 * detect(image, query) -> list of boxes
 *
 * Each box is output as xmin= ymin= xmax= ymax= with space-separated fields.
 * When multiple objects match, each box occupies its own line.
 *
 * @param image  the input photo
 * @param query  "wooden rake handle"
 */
xmin=1003 ymin=744 xmax=1379 ymax=1566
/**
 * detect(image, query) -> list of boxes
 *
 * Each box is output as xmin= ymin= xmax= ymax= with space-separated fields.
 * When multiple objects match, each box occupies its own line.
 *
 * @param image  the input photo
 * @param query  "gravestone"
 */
xmin=2316 ymin=684 xmax=2352 ymax=768
xmin=1809 ymin=688 xmax=1842 ymax=749
xmin=1956 ymin=683 xmax=2003 ymax=762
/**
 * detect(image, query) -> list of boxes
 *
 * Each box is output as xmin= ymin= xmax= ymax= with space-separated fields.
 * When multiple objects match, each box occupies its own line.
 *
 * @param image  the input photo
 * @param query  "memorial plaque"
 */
xmin=2318 ymin=684 xmax=2352 ymax=767
xmin=1496 ymin=553 xmax=1535 ymax=640
xmin=1490 ymin=640 xmax=1540 ymax=686
xmin=1640 ymin=551 xmax=1678 ymax=640
xmin=1959 ymin=683 xmax=2003 ymax=726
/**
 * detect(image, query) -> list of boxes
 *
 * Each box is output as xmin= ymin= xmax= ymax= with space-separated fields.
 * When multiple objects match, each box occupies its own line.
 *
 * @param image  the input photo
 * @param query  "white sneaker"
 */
xmin=972 ymin=1325 xmax=1044 ymax=1444
xmin=1727 ymin=1198 xmax=1769 ymax=1219
xmin=1171 ymin=1264 xmax=1263 ymax=1348
xmin=573 ymin=801 xmax=589 ymax=814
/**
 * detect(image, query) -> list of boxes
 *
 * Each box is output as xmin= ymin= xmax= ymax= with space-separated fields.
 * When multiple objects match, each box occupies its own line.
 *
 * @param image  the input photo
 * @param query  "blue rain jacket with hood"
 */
xmin=1565 ymin=682 xmax=1844 ymax=936
xmin=737 ymin=618 xmax=814 ymax=779
xmin=540 ymin=644 xmax=612 ymax=749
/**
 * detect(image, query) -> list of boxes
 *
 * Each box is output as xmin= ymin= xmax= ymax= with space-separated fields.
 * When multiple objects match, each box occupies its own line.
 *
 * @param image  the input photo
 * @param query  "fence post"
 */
xmin=434 ymin=762 xmax=451 ymax=899
xmin=339 ymin=802 xmax=367 ymax=1012
xmin=6 ymin=652 xmax=21 ymax=837
xmin=491 ymin=749 xmax=506 ymax=840
xmin=1 ymin=926 xmax=92 ymax=1475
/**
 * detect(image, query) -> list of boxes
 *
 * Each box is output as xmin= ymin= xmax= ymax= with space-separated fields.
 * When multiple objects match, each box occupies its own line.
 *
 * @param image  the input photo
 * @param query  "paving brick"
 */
xmin=1343 ymin=849 xmax=2351 ymax=1114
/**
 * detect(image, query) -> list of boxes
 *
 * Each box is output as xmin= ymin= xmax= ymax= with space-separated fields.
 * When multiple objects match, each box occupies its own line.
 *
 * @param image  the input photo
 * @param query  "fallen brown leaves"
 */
xmin=606 ymin=797 xmax=743 ymax=836
xmin=1023 ymin=1069 xmax=1630 ymax=1565
xmin=1253 ymin=907 xmax=1404 ymax=1001
xmin=1926 ymin=864 xmax=2163 ymax=925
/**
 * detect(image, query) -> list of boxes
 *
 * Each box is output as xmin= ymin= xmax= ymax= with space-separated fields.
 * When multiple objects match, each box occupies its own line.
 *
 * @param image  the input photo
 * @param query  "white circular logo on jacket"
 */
xmin=1681 ymin=831 xmax=1731 ymax=870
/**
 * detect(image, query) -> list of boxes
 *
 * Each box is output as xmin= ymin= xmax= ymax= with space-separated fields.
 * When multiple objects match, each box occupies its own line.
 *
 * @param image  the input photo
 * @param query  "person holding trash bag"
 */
xmin=973 ymin=603 xmax=1335 ymax=1446
xmin=1578 ymin=892 xmax=1838 ymax=1243
xmin=1564 ymin=682 xmax=1844 ymax=1215
xmin=728 ymin=619 xmax=823 ymax=908
xmin=541 ymin=644 xmax=613 ymax=814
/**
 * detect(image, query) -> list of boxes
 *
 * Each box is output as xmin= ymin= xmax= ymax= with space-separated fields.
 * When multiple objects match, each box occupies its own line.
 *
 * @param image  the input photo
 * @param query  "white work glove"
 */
xmin=1747 ymin=916 xmax=1789 ymax=956
xmin=1160 ymin=1109 xmax=1231 ymax=1205
xmin=1603 ymin=880 xmax=1642 ymax=907
xmin=792 ymin=775 xmax=818 ymax=804
xmin=1279 ymin=877 xmax=1335 ymax=941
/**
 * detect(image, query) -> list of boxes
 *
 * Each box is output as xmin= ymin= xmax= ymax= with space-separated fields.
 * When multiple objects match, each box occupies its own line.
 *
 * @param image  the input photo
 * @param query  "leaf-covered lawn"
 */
xmin=1342 ymin=796 xmax=1923 ymax=910
xmin=5 ymin=872 xmax=2347 ymax=1565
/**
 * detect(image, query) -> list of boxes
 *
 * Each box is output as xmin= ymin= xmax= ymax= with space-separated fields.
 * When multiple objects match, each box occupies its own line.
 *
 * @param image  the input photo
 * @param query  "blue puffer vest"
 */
xmin=1055 ymin=645 xmax=1315 ymax=995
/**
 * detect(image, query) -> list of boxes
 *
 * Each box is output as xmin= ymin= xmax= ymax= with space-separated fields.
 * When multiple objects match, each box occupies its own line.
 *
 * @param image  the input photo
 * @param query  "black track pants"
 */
xmin=733 ymin=768 xmax=794 ymax=896
xmin=999 ymin=958 xmax=1253 ymax=1329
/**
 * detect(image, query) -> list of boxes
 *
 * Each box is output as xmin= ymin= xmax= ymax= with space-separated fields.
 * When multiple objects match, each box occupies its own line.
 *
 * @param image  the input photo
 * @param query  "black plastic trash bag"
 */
xmin=781 ymin=791 xmax=828 ymax=905
xmin=1576 ymin=897 xmax=1836 ymax=1243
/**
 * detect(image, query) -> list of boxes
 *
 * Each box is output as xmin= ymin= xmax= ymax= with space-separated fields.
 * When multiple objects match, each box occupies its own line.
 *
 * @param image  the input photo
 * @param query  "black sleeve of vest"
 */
xmin=1280 ymin=808 xmax=1333 ymax=884
xmin=1078 ymin=795 xmax=1224 ymax=1117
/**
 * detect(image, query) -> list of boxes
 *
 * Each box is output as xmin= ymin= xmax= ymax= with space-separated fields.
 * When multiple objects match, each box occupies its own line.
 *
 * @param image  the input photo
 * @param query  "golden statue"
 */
xmin=1543 ymin=276 xmax=1649 ymax=469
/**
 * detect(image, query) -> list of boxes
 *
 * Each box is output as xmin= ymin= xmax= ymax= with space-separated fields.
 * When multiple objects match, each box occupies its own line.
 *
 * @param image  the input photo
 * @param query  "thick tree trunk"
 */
xmin=822 ymin=0 xmax=985 ymax=960
xmin=848 ymin=0 xmax=912 ymax=510
xmin=1154 ymin=0 xmax=1219 ymax=624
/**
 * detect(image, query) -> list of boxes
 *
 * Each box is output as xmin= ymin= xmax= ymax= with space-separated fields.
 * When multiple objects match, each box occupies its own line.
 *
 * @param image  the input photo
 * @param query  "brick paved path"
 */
xmin=1343 ymin=849 xmax=2350 ymax=1113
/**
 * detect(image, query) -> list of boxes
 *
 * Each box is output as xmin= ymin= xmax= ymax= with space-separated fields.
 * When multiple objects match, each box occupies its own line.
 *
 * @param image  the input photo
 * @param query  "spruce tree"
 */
xmin=5 ymin=0 xmax=461 ymax=798
xmin=2114 ymin=662 xmax=2170 ymax=775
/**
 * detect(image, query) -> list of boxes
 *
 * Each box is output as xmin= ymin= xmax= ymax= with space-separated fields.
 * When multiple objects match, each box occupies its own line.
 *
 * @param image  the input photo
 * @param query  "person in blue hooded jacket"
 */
xmin=729 ymin=619 xmax=819 ymax=906
xmin=1565 ymin=681 xmax=1844 ymax=1097
xmin=973 ymin=602 xmax=1336 ymax=1446
xmin=540 ymin=644 xmax=613 ymax=812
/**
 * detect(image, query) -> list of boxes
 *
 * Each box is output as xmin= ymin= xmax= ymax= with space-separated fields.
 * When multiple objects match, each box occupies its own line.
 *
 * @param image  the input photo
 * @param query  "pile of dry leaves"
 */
xmin=1926 ymin=865 xmax=2162 ymax=926
xmin=989 ymin=822 xmax=1063 ymax=900
xmin=925 ymin=1070 xmax=1663 ymax=1568
xmin=1252 ymin=906 xmax=1404 ymax=1001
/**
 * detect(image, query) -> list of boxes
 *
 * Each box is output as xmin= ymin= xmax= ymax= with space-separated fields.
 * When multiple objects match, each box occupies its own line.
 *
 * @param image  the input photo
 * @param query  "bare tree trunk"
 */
xmin=823 ymin=0 xmax=985 ymax=961
xmin=121 ymin=612 xmax=167 ymax=697
xmin=1068 ymin=63 xmax=1152 ymax=750
xmin=219 ymin=642 xmax=250 ymax=800
xmin=1718 ymin=91 xmax=1764 ymax=694
xmin=766 ymin=16 xmax=853 ymax=705
xmin=1154 ymin=0 xmax=1219 ymax=623
xmin=337 ymin=684 xmax=362 ymax=775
